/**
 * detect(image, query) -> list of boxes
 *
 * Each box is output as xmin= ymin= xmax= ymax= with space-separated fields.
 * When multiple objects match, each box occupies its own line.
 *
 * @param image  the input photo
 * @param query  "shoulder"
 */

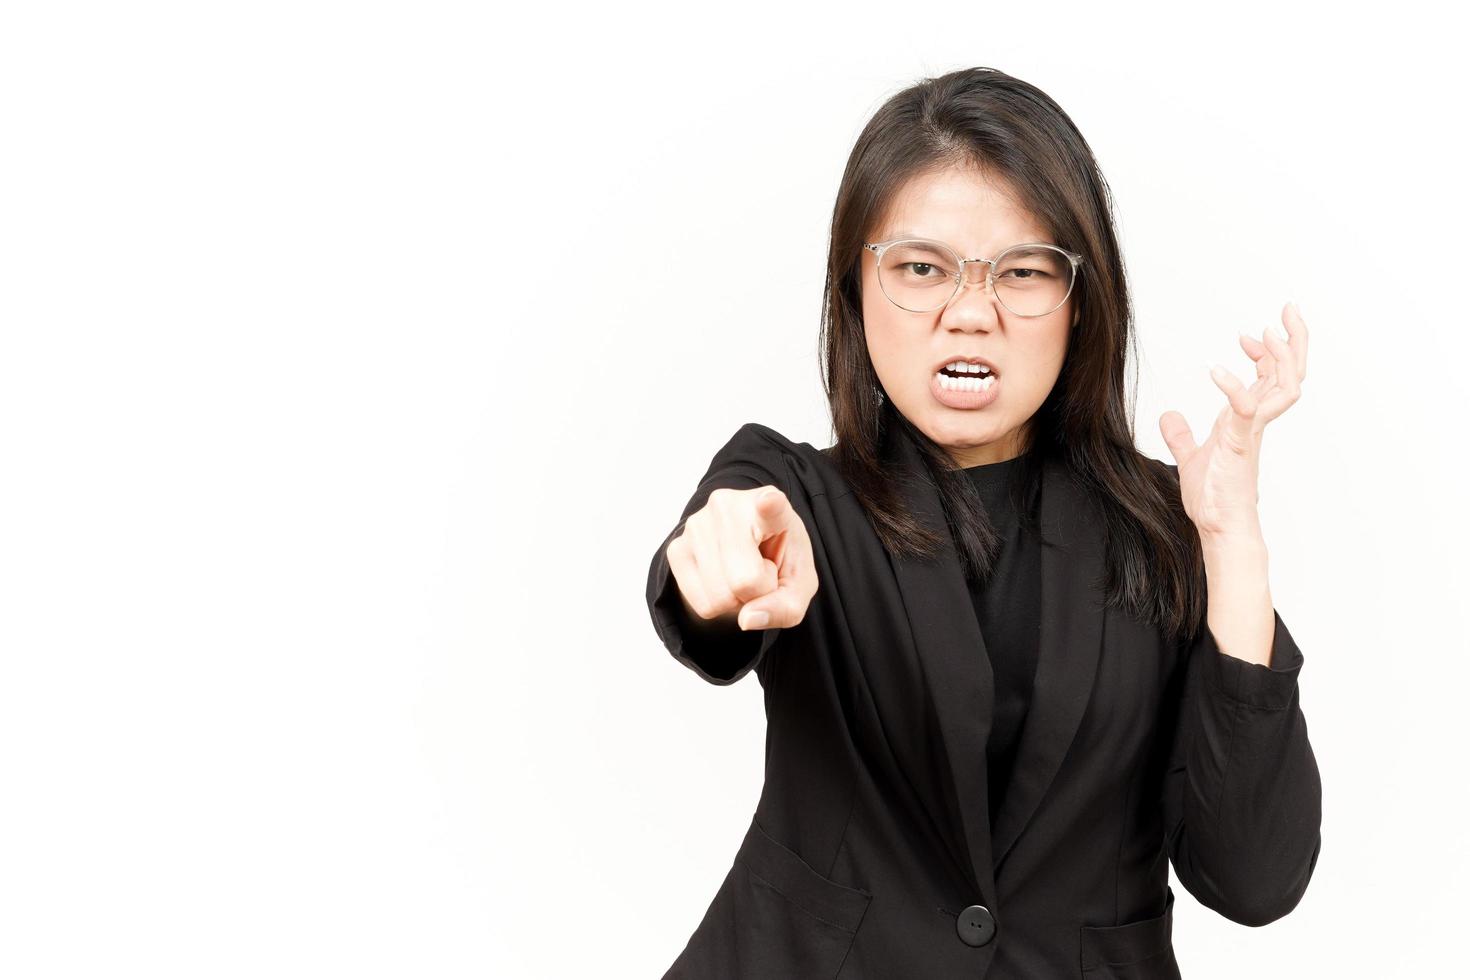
xmin=1131 ymin=450 xmax=1179 ymax=482
xmin=1082 ymin=451 xmax=1180 ymax=509
xmin=1045 ymin=447 xmax=1179 ymax=497
xmin=710 ymin=422 xmax=851 ymax=502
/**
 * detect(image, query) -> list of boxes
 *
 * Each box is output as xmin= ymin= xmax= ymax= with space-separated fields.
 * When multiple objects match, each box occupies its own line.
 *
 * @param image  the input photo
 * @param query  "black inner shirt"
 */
xmin=961 ymin=454 xmax=1044 ymax=831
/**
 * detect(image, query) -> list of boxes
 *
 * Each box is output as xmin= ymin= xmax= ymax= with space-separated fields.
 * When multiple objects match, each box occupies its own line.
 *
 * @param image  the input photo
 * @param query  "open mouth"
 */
xmin=935 ymin=361 xmax=997 ymax=390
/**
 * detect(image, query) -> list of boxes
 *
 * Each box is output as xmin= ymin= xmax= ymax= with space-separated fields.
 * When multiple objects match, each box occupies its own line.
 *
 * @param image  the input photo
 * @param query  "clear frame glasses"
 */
xmin=862 ymin=238 xmax=1084 ymax=316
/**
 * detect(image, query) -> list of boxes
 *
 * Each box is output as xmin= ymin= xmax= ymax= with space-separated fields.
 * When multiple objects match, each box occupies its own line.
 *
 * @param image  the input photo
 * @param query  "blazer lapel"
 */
xmin=989 ymin=451 xmax=1106 ymax=875
xmin=887 ymin=424 xmax=999 ymax=904
xmin=887 ymin=425 xmax=1106 ymax=901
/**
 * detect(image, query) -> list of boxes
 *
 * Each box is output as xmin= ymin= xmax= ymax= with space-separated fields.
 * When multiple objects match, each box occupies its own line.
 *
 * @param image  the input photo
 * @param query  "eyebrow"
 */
xmin=883 ymin=230 xmax=1057 ymax=251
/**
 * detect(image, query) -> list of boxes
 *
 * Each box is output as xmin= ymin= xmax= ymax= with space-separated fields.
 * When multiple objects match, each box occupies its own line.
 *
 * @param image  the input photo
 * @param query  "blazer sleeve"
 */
xmin=1159 ymin=469 xmax=1324 ymax=926
xmin=644 ymin=423 xmax=795 ymax=686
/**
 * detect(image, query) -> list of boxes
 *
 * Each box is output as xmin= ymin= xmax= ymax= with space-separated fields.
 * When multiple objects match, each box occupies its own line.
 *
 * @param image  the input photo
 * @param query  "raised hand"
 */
xmin=1159 ymin=301 xmax=1310 ymax=542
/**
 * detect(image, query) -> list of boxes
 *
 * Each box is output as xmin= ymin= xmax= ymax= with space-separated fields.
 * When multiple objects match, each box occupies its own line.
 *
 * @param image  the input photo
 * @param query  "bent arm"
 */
xmin=1161 ymin=608 xmax=1323 ymax=926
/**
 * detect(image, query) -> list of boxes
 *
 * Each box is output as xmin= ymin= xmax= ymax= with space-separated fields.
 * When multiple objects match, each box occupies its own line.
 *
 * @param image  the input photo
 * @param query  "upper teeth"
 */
xmin=944 ymin=361 xmax=992 ymax=374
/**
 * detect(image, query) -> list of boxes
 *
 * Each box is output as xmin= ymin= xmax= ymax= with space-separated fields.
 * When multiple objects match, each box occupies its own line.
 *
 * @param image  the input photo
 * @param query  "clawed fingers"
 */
xmin=1208 ymin=363 xmax=1257 ymax=415
xmin=1208 ymin=363 xmax=1261 ymax=450
xmin=1237 ymin=332 xmax=1272 ymax=383
xmin=1280 ymin=301 xmax=1309 ymax=382
xmin=1237 ymin=302 xmax=1309 ymax=387
xmin=1260 ymin=318 xmax=1303 ymax=404
xmin=1287 ymin=301 xmax=1311 ymax=382
xmin=1217 ymin=301 xmax=1308 ymax=429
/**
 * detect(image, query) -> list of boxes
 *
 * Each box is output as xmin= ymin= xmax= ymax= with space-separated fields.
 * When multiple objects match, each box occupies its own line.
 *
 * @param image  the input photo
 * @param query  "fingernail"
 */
xmin=1289 ymin=300 xmax=1302 ymax=319
xmin=743 ymin=610 xmax=770 ymax=630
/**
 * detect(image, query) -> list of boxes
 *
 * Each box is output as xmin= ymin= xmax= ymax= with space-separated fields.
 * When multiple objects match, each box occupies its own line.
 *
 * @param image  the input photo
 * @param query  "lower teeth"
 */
xmin=938 ymin=372 xmax=995 ymax=392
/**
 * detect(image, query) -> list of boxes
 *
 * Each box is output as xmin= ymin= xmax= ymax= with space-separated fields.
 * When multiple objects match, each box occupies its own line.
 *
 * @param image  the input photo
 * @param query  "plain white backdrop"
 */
xmin=2 ymin=2 xmax=1465 ymax=977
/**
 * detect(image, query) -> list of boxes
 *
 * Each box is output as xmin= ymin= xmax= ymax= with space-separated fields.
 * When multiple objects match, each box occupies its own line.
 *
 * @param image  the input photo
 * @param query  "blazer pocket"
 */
xmin=663 ymin=817 xmax=872 ymax=980
xmin=737 ymin=818 xmax=873 ymax=934
xmin=1078 ymin=885 xmax=1182 ymax=980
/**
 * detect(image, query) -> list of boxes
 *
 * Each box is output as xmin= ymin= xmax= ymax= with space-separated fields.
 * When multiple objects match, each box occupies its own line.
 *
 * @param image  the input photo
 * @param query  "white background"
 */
xmin=2 ymin=2 xmax=1465 ymax=977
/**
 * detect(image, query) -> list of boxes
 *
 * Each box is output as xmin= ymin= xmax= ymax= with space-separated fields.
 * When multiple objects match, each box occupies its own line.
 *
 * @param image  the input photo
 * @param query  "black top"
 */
xmin=961 ymin=455 xmax=1043 ymax=830
xmin=648 ymin=422 xmax=1323 ymax=971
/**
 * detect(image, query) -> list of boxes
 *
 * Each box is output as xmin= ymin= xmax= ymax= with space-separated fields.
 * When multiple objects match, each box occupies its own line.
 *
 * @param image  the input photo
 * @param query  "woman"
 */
xmin=644 ymin=67 xmax=1321 ymax=980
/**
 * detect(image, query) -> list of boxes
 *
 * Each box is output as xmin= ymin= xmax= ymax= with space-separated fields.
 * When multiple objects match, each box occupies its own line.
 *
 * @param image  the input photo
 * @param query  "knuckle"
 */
xmin=708 ymin=587 xmax=739 ymax=617
xmin=709 ymin=487 xmax=740 ymax=506
xmin=752 ymin=486 xmax=789 ymax=512
xmin=726 ymin=567 xmax=768 ymax=597
xmin=690 ymin=588 xmax=733 ymax=620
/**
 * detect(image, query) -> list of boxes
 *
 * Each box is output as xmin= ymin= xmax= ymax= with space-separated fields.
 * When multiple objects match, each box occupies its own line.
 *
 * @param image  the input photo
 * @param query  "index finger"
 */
xmin=1284 ymin=301 xmax=1309 ymax=382
xmin=748 ymin=486 xmax=798 ymax=543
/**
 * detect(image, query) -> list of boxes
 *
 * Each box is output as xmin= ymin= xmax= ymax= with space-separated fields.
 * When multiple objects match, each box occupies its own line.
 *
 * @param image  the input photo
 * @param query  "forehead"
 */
xmin=873 ymin=165 xmax=1053 ymax=252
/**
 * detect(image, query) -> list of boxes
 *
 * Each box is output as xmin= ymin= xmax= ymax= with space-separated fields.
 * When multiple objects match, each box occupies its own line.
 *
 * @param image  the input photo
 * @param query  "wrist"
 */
xmin=1200 ymin=531 xmax=1270 ymax=591
xmin=1198 ymin=513 xmax=1267 ymax=556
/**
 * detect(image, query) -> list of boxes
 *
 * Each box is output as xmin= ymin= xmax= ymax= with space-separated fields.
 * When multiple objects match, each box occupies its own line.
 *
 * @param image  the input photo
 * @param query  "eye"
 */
xmin=899 ymin=262 xmax=944 ymax=278
xmin=995 ymin=247 xmax=1067 ymax=282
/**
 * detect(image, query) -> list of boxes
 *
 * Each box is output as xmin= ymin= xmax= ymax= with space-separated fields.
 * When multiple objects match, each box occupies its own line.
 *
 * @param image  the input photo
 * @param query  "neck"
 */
xmin=947 ymin=431 xmax=1027 ymax=468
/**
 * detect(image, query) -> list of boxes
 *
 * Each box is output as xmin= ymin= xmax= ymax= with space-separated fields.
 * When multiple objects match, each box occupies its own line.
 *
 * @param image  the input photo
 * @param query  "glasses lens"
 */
xmin=993 ymin=245 xmax=1074 ymax=316
xmin=877 ymin=241 xmax=959 ymax=312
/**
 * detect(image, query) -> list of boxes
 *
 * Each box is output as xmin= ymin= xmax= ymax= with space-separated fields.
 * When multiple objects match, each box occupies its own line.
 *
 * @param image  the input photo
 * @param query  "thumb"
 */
xmin=737 ymin=583 xmax=807 ymax=630
xmin=1158 ymin=410 xmax=1196 ymax=467
xmin=739 ymin=486 xmax=810 ymax=630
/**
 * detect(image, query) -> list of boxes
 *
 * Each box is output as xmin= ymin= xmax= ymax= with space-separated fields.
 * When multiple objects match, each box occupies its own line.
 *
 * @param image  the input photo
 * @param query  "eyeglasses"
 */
xmin=862 ymin=238 xmax=1084 ymax=316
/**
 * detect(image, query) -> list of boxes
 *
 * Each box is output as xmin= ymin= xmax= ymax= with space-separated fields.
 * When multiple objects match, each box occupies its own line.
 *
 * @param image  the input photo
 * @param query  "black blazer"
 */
xmin=645 ymin=422 xmax=1322 ymax=979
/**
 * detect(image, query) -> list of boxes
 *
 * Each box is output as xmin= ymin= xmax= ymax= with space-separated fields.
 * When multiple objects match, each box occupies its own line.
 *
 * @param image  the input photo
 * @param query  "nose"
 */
xmin=941 ymin=261 xmax=1003 ymax=324
xmin=960 ymin=259 xmax=992 ymax=288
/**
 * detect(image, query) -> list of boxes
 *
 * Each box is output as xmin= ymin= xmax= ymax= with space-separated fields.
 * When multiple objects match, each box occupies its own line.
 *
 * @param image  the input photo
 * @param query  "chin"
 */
xmin=919 ymin=410 xmax=1007 ymax=447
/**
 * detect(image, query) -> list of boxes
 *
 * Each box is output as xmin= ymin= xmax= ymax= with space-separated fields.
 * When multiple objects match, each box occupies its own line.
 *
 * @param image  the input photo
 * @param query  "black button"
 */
xmin=956 ymin=904 xmax=996 ymax=947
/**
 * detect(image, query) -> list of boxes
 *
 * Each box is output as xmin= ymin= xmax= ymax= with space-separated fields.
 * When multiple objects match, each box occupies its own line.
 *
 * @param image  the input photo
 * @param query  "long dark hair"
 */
xmin=818 ymin=66 xmax=1203 ymax=645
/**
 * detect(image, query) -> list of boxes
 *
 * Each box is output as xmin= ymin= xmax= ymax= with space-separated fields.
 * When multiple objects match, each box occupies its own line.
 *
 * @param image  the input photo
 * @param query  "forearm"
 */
xmin=1200 ymin=522 xmax=1275 ymax=668
xmin=1166 ymin=523 xmax=1324 ymax=926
